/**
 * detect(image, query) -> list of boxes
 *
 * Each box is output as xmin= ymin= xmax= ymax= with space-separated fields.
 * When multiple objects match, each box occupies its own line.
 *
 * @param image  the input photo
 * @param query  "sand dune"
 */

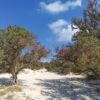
xmin=0 ymin=69 xmax=100 ymax=100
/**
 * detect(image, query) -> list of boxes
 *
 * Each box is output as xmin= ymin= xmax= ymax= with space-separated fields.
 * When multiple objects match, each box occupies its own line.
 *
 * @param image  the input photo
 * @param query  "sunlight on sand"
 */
xmin=0 ymin=69 xmax=99 ymax=100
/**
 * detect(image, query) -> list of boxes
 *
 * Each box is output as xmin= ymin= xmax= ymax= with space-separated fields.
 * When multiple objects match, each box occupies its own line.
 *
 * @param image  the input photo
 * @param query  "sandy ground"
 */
xmin=0 ymin=68 xmax=100 ymax=100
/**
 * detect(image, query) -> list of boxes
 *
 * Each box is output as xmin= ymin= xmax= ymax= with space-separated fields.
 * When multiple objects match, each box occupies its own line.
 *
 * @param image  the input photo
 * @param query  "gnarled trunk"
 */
xmin=11 ymin=66 xmax=17 ymax=84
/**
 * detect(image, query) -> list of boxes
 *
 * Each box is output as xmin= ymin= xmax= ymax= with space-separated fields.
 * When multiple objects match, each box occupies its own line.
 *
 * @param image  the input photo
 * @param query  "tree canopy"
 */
xmin=0 ymin=25 xmax=48 ymax=83
xmin=47 ymin=0 xmax=100 ymax=79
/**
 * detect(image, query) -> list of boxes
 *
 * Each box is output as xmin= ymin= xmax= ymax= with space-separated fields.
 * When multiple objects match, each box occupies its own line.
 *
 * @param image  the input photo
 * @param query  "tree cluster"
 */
xmin=47 ymin=0 xmax=100 ymax=80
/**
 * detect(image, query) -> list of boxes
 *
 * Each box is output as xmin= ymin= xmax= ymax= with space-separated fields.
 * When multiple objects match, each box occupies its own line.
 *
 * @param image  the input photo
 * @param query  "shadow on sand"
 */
xmin=0 ymin=78 xmax=25 ymax=86
xmin=36 ymin=78 xmax=100 ymax=100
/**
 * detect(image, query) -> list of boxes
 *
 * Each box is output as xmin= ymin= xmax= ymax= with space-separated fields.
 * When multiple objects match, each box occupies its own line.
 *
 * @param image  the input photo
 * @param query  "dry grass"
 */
xmin=0 ymin=89 xmax=6 ymax=96
xmin=0 ymin=85 xmax=23 ymax=98
xmin=6 ymin=85 xmax=23 ymax=92
xmin=26 ymin=96 xmax=33 ymax=100
xmin=5 ymin=95 xmax=14 ymax=100
xmin=1 ymin=85 xmax=30 ymax=100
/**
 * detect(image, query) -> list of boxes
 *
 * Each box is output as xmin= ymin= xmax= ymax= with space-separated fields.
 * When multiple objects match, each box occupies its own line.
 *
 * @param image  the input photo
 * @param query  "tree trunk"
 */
xmin=11 ymin=66 xmax=17 ymax=84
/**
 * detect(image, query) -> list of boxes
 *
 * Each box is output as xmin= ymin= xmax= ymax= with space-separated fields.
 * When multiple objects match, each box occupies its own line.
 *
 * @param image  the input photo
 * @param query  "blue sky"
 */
xmin=0 ymin=0 xmax=87 ymax=62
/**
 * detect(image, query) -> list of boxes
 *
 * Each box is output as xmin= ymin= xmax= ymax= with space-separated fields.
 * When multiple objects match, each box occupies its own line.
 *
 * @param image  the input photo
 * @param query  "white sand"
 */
xmin=0 ymin=68 xmax=100 ymax=100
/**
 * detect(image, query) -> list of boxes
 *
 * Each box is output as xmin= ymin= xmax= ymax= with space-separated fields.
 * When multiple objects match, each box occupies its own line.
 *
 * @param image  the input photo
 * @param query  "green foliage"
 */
xmin=21 ymin=42 xmax=49 ymax=70
xmin=48 ymin=0 xmax=100 ymax=80
xmin=46 ymin=58 xmax=63 ymax=73
xmin=0 ymin=47 xmax=5 ymax=64
xmin=72 ymin=0 xmax=100 ymax=79
xmin=0 ymin=25 xmax=35 ymax=83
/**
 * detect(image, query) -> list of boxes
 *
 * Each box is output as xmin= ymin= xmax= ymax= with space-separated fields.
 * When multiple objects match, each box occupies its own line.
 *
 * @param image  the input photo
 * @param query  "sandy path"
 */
xmin=0 ymin=69 xmax=100 ymax=100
